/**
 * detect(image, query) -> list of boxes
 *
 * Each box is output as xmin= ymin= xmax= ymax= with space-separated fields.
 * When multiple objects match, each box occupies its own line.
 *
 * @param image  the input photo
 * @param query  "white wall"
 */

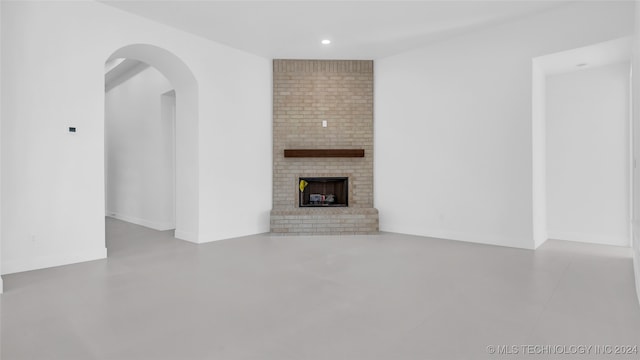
xmin=105 ymin=66 xmax=175 ymax=231
xmin=532 ymin=62 xmax=547 ymax=249
xmin=546 ymin=62 xmax=630 ymax=247
xmin=1 ymin=1 xmax=271 ymax=274
xmin=375 ymin=2 xmax=634 ymax=249
xmin=633 ymin=0 xmax=640 ymax=306
xmin=196 ymin=44 xmax=272 ymax=242
xmin=0 ymin=0 xmax=3 ymax=292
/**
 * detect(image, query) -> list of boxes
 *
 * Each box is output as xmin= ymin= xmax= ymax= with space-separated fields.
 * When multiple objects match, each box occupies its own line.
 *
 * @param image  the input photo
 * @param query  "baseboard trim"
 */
xmin=175 ymin=229 xmax=198 ymax=243
xmin=197 ymin=231 xmax=271 ymax=244
xmin=534 ymin=237 xmax=549 ymax=249
xmin=379 ymin=226 xmax=533 ymax=250
xmin=107 ymin=212 xmax=174 ymax=231
xmin=2 ymin=247 xmax=107 ymax=275
xmin=547 ymin=231 xmax=630 ymax=247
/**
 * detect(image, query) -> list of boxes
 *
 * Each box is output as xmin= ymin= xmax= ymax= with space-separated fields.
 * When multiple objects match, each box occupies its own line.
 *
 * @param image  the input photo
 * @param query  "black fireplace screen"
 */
xmin=299 ymin=177 xmax=348 ymax=207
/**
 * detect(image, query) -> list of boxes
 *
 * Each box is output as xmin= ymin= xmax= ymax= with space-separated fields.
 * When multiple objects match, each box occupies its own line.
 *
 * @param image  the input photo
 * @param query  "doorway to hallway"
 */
xmin=105 ymin=60 xmax=177 ymax=236
xmin=103 ymin=44 xmax=200 ymax=248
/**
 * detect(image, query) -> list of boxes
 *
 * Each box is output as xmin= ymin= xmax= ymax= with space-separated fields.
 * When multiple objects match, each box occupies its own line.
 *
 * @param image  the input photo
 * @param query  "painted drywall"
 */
xmin=1 ymin=1 xmax=271 ymax=274
xmin=0 ymin=0 xmax=3 ymax=293
xmin=533 ymin=37 xmax=632 ymax=250
xmin=633 ymin=0 xmax=640 ymax=307
xmin=375 ymin=2 xmax=634 ymax=249
xmin=546 ymin=62 xmax=630 ymax=247
xmin=105 ymin=66 xmax=175 ymax=230
xmin=531 ymin=62 xmax=547 ymax=249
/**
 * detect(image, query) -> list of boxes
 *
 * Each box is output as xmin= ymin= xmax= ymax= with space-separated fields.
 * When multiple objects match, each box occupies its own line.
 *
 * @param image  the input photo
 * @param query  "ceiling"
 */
xmin=535 ymin=37 xmax=632 ymax=76
xmin=105 ymin=58 xmax=149 ymax=91
xmin=101 ymin=1 xmax=572 ymax=59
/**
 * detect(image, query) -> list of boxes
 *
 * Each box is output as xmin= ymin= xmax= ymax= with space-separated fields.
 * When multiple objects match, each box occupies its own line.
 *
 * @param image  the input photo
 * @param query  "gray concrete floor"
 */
xmin=1 ymin=218 xmax=640 ymax=359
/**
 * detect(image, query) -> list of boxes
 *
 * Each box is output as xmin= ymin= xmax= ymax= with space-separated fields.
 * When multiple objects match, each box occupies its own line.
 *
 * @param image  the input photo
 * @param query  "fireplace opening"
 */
xmin=299 ymin=177 xmax=348 ymax=207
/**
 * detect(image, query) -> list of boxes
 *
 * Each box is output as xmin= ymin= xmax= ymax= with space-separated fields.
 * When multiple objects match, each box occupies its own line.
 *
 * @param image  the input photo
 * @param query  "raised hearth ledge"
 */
xmin=284 ymin=149 xmax=365 ymax=158
xmin=270 ymin=208 xmax=379 ymax=235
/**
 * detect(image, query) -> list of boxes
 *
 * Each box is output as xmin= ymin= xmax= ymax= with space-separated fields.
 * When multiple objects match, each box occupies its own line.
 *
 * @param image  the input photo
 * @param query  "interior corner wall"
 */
xmin=105 ymin=66 xmax=175 ymax=231
xmin=374 ymin=1 xmax=634 ymax=249
xmin=546 ymin=62 xmax=631 ymax=247
xmin=531 ymin=62 xmax=547 ymax=249
xmin=196 ymin=40 xmax=272 ymax=243
xmin=1 ymin=1 xmax=271 ymax=275
xmin=632 ymin=0 xmax=640 ymax=306
xmin=0 ymin=0 xmax=4 ymax=292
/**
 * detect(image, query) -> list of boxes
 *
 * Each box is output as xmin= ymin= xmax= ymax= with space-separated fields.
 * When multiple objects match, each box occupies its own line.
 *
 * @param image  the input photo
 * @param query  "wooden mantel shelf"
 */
xmin=284 ymin=149 xmax=365 ymax=158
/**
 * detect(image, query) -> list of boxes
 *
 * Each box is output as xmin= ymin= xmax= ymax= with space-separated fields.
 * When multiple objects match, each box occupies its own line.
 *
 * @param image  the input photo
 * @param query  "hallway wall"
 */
xmin=105 ymin=66 xmax=175 ymax=231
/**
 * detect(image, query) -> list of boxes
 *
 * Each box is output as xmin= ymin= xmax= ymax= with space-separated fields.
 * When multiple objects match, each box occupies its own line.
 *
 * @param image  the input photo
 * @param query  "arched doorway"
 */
xmin=104 ymin=44 xmax=199 ymax=243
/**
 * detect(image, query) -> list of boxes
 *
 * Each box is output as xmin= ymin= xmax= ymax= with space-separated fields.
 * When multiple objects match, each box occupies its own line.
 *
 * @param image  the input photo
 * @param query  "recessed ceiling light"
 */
xmin=576 ymin=63 xmax=588 ymax=67
xmin=321 ymin=39 xmax=331 ymax=45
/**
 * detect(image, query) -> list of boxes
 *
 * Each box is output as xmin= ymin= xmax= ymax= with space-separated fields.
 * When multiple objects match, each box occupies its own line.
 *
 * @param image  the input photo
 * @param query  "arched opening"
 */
xmin=104 ymin=44 xmax=199 ymax=245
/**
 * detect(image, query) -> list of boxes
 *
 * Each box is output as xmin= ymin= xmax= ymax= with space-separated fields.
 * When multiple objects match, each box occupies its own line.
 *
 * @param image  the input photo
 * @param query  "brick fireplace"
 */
xmin=270 ymin=60 xmax=379 ymax=235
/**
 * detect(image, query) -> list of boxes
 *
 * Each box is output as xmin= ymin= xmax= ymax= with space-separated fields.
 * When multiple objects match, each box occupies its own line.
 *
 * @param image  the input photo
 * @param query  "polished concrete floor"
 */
xmin=1 ymin=218 xmax=640 ymax=359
